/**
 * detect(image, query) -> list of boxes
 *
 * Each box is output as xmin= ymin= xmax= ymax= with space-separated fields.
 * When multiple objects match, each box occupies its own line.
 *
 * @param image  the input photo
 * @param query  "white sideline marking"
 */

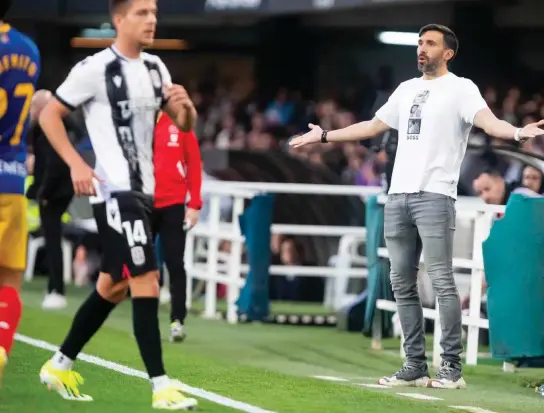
xmin=358 ymin=384 xmax=390 ymax=389
xmin=450 ymin=406 xmax=498 ymax=413
xmin=397 ymin=393 xmax=443 ymax=401
xmin=16 ymin=334 xmax=277 ymax=413
xmin=312 ymin=375 xmax=348 ymax=382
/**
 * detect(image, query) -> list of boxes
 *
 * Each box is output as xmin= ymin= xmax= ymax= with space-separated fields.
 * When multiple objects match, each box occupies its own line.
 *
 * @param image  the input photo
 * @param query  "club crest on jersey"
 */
xmin=113 ymin=75 xmax=123 ymax=88
xmin=168 ymin=132 xmax=179 ymax=147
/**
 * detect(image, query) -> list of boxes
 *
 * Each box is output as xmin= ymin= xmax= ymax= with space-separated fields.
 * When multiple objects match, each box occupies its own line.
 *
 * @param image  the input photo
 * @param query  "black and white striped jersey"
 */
xmin=55 ymin=46 xmax=171 ymax=203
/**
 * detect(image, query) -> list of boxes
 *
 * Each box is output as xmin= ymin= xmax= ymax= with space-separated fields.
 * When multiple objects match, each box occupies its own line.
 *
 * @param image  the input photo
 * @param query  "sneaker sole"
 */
xmin=170 ymin=333 xmax=186 ymax=343
xmin=152 ymin=398 xmax=198 ymax=410
xmin=39 ymin=369 xmax=93 ymax=401
xmin=426 ymin=377 xmax=467 ymax=389
xmin=378 ymin=376 xmax=430 ymax=388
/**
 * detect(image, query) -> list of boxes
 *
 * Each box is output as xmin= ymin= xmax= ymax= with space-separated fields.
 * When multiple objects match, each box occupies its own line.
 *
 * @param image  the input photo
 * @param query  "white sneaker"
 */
xmin=170 ymin=321 xmax=186 ymax=343
xmin=42 ymin=292 xmax=67 ymax=310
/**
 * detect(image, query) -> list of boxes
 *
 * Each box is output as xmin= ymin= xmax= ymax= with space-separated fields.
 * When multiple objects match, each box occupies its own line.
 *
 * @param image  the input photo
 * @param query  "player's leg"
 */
xmin=122 ymin=197 xmax=196 ymax=409
xmin=40 ymin=197 xmax=72 ymax=309
xmin=39 ymin=272 xmax=128 ymax=401
xmin=39 ymin=201 xmax=129 ymax=401
xmin=158 ymin=204 xmax=187 ymax=342
xmin=378 ymin=194 xmax=430 ymax=387
xmin=0 ymin=194 xmax=28 ymax=384
xmin=411 ymin=192 xmax=466 ymax=389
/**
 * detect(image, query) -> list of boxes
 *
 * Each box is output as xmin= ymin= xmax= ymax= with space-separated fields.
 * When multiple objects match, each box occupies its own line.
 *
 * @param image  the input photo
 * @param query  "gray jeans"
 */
xmin=384 ymin=191 xmax=462 ymax=367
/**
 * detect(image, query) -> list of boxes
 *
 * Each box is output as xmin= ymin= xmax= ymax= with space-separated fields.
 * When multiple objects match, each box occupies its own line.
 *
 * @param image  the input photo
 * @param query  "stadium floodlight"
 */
xmin=377 ymin=31 xmax=419 ymax=46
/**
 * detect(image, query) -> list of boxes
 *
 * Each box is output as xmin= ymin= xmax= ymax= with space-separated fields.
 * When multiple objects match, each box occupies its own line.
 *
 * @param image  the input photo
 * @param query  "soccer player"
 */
xmin=37 ymin=0 xmax=198 ymax=409
xmin=154 ymin=111 xmax=202 ymax=342
xmin=0 ymin=0 xmax=41 ymax=383
xmin=290 ymin=24 xmax=544 ymax=389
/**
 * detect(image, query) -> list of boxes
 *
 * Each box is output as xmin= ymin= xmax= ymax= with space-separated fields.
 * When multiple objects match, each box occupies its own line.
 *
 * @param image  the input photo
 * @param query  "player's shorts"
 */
xmin=0 ymin=194 xmax=28 ymax=271
xmin=93 ymin=192 xmax=157 ymax=282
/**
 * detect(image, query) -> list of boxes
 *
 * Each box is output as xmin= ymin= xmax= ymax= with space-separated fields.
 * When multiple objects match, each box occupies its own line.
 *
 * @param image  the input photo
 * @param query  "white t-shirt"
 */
xmin=55 ymin=46 xmax=171 ymax=203
xmin=376 ymin=72 xmax=487 ymax=199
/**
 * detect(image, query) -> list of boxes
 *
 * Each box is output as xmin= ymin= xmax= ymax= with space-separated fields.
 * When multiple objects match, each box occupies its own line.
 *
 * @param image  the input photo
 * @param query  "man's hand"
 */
xmin=518 ymin=119 xmax=544 ymax=142
xmin=164 ymin=83 xmax=197 ymax=132
xmin=70 ymin=160 xmax=102 ymax=196
xmin=164 ymin=84 xmax=193 ymax=109
xmin=184 ymin=208 xmax=199 ymax=230
xmin=289 ymin=123 xmax=323 ymax=149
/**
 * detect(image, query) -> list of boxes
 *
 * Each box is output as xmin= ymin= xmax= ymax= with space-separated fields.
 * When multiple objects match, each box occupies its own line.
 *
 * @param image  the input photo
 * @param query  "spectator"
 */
xmin=28 ymin=90 xmax=76 ymax=310
xmin=264 ymin=88 xmax=294 ymax=126
xmin=521 ymin=165 xmax=544 ymax=194
xmin=472 ymin=169 xmax=518 ymax=205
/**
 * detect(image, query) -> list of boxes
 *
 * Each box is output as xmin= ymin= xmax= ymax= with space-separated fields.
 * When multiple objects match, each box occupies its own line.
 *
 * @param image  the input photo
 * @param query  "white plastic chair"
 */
xmin=24 ymin=236 xmax=73 ymax=284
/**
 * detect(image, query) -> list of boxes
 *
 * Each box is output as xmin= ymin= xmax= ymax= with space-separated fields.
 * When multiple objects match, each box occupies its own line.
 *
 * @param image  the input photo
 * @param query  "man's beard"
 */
xmin=418 ymin=59 xmax=439 ymax=74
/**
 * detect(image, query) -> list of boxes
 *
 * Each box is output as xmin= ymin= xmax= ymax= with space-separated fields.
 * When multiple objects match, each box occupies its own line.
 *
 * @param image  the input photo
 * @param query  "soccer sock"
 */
xmin=57 ymin=289 xmax=116 ymax=365
xmin=0 ymin=286 xmax=22 ymax=355
xmin=132 ymin=297 xmax=166 ymax=380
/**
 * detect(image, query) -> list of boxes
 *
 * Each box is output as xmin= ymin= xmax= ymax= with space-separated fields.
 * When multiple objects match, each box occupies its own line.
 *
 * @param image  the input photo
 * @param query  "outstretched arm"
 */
xmin=289 ymin=117 xmax=391 ymax=148
xmin=473 ymin=108 xmax=544 ymax=141
xmin=326 ymin=117 xmax=391 ymax=142
xmin=290 ymin=84 xmax=402 ymax=149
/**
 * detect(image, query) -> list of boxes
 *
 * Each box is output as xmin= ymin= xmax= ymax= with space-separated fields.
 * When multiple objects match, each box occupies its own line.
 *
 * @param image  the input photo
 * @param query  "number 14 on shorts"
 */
xmin=106 ymin=199 xmax=148 ymax=265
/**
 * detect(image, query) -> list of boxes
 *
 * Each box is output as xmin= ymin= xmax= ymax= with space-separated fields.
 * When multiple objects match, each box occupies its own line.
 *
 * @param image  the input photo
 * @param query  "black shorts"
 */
xmin=93 ymin=192 xmax=157 ymax=282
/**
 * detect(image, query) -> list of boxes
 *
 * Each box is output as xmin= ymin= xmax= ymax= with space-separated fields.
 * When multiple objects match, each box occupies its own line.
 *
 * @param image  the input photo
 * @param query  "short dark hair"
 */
xmin=419 ymin=24 xmax=459 ymax=62
xmin=479 ymin=169 xmax=503 ymax=179
xmin=109 ymin=0 xmax=131 ymax=13
xmin=0 ymin=0 xmax=13 ymax=19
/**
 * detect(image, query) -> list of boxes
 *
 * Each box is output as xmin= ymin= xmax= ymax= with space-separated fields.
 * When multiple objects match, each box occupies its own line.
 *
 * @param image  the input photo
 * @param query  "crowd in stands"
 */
xmin=187 ymin=78 xmax=544 ymax=196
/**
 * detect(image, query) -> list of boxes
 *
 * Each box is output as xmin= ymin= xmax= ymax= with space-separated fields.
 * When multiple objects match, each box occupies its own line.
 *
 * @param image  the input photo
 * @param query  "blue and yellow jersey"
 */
xmin=0 ymin=23 xmax=40 ymax=195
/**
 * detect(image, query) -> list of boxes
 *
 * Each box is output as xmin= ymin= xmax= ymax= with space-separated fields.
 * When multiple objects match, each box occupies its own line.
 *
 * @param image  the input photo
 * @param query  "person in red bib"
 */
xmin=153 ymin=111 xmax=202 ymax=342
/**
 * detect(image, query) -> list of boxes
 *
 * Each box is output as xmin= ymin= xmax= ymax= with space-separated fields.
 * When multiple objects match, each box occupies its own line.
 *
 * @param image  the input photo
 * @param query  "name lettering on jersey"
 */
xmin=117 ymin=97 xmax=162 ymax=119
xmin=0 ymin=53 xmax=38 ymax=78
xmin=0 ymin=159 xmax=26 ymax=177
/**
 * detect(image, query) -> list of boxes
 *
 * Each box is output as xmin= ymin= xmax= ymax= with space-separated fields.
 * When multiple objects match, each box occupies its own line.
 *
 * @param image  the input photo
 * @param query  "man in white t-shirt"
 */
xmin=290 ymin=24 xmax=544 ymax=389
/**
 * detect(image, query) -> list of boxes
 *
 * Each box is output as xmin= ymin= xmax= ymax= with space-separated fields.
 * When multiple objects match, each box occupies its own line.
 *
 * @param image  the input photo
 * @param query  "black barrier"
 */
xmin=8 ymin=0 xmax=60 ymax=17
xmin=8 ymin=0 xmax=465 ymax=19
xmin=63 ymin=0 xmax=206 ymax=15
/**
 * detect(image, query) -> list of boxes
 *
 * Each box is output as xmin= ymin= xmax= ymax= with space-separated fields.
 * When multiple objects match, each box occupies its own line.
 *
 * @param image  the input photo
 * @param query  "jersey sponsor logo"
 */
xmin=0 ymin=159 xmax=26 ymax=177
xmin=116 ymin=97 xmax=162 ymax=118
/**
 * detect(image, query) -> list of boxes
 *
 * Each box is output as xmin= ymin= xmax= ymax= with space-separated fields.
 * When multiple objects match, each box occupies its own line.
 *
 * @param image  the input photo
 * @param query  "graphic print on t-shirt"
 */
xmin=407 ymin=90 xmax=430 ymax=140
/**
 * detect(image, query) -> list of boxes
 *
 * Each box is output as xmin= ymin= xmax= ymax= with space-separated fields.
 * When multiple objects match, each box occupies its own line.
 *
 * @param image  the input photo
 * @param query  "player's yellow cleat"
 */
xmin=0 ymin=346 xmax=7 ymax=386
xmin=152 ymin=380 xmax=198 ymax=410
xmin=39 ymin=360 xmax=93 ymax=401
